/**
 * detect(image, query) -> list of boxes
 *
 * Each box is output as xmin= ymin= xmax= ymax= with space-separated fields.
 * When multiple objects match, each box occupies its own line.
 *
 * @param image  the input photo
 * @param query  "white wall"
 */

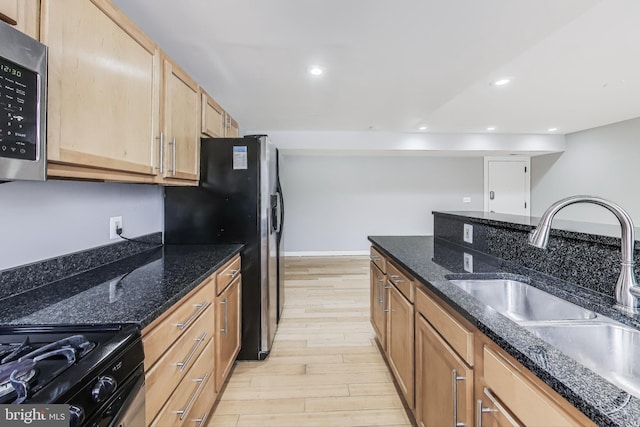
xmin=0 ymin=180 xmax=163 ymax=271
xmin=280 ymin=155 xmax=484 ymax=254
xmin=531 ymin=117 xmax=640 ymax=225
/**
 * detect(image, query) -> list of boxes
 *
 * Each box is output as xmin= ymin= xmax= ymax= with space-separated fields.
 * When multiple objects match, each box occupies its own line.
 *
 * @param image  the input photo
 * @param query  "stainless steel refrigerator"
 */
xmin=164 ymin=135 xmax=284 ymax=360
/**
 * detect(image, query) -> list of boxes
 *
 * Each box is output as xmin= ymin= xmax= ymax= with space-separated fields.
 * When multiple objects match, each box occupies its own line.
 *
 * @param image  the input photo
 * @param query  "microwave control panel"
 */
xmin=0 ymin=56 xmax=38 ymax=161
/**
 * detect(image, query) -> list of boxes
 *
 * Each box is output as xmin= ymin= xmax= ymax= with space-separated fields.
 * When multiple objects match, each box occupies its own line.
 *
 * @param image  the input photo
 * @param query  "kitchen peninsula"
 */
xmin=370 ymin=211 xmax=640 ymax=427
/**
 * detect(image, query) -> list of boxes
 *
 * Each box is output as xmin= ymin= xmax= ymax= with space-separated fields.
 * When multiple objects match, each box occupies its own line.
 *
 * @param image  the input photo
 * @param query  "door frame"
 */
xmin=483 ymin=156 xmax=531 ymax=215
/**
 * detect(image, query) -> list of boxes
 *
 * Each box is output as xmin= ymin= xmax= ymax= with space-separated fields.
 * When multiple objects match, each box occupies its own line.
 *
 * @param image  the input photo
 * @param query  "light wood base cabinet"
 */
xmin=370 ymin=245 xmax=597 ymax=427
xmin=370 ymin=261 xmax=386 ymax=352
xmin=143 ymin=253 xmax=242 ymax=426
xmin=215 ymin=273 xmax=241 ymax=392
xmin=386 ymin=281 xmax=414 ymax=408
xmin=415 ymin=314 xmax=473 ymax=427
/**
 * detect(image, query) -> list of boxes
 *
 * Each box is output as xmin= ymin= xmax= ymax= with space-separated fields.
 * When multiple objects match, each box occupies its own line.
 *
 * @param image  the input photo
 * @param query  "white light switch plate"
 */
xmin=463 ymin=253 xmax=473 ymax=273
xmin=463 ymin=224 xmax=473 ymax=244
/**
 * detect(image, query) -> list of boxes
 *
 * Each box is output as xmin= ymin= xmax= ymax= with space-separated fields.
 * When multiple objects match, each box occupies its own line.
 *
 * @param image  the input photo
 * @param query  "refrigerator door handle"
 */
xmin=275 ymin=190 xmax=284 ymax=234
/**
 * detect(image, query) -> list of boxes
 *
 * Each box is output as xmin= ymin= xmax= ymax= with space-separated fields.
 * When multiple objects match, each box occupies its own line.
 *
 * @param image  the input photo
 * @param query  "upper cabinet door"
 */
xmin=161 ymin=56 xmax=200 ymax=182
xmin=0 ymin=0 xmax=39 ymax=39
xmin=225 ymin=114 xmax=239 ymax=137
xmin=42 ymin=0 xmax=161 ymax=182
xmin=201 ymin=91 xmax=225 ymax=138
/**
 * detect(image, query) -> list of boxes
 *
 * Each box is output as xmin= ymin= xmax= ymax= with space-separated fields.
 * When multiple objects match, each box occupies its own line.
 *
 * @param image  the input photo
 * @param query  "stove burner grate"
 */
xmin=0 ymin=334 xmax=96 ymax=404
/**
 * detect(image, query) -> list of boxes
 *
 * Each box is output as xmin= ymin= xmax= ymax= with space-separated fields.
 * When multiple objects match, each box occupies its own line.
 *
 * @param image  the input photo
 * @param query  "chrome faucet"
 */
xmin=529 ymin=195 xmax=640 ymax=314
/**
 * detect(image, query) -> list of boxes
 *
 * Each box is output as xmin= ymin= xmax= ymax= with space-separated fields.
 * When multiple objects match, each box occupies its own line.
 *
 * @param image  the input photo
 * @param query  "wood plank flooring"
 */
xmin=209 ymin=256 xmax=413 ymax=427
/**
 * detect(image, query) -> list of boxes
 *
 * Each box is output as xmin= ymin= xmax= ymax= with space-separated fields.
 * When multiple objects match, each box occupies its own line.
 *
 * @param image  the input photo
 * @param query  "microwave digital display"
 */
xmin=0 ymin=56 xmax=38 ymax=161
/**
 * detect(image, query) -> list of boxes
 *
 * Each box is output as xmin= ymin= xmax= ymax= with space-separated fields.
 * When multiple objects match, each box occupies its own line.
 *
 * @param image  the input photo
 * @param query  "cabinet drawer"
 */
xmin=151 ymin=338 xmax=215 ymax=427
xmin=370 ymin=247 xmax=386 ymax=274
xmin=143 ymin=277 xmax=215 ymax=369
xmin=415 ymin=287 xmax=473 ymax=365
xmin=216 ymin=255 xmax=241 ymax=295
xmin=145 ymin=306 xmax=214 ymax=422
xmin=483 ymin=346 xmax=579 ymax=427
xmin=386 ymin=262 xmax=414 ymax=303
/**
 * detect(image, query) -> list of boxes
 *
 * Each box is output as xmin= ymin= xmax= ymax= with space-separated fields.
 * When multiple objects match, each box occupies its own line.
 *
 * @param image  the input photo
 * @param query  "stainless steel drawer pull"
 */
xmin=194 ymin=411 xmax=210 ymax=427
xmin=177 ymin=332 xmax=207 ymax=372
xmin=389 ymin=274 xmax=402 ymax=284
xmin=227 ymin=269 xmax=240 ymax=280
xmin=175 ymin=373 xmax=208 ymax=420
xmin=220 ymin=299 xmax=228 ymax=336
xmin=476 ymin=388 xmax=522 ymax=427
xmin=176 ymin=302 xmax=210 ymax=330
xmin=452 ymin=369 xmax=466 ymax=427
xmin=377 ymin=276 xmax=383 ymax=306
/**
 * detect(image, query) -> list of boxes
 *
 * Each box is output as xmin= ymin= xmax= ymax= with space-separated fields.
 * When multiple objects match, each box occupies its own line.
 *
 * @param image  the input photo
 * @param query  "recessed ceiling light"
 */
xmin=492 ymin=78 xmax=510 ymax=86
xmin=547 ymin=127 xmax=558 ymax=132
xmin=486 ymin=127 xmax=496 ymax=131
xmin=418 ymin=126 xmax=427 ymax=131
xmin=309 ymin=66 xmax=324 ymax=76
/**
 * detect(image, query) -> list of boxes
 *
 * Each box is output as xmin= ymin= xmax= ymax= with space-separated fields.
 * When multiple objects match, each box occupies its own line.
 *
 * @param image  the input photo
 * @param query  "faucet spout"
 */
xmin=529 ymin=195 xmax=639 ymax=314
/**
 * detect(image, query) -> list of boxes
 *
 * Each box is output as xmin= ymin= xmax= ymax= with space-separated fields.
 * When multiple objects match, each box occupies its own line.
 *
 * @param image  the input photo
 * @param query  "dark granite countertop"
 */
xmin=0 ymin=244 xmax=242 ymax=329
xmin=368 ymin=235 xmax=640 ymax=427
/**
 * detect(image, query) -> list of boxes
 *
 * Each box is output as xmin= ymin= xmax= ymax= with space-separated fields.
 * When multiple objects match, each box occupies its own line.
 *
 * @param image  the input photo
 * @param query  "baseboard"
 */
xmin=284 ymin=250 xmax=370 ymax=257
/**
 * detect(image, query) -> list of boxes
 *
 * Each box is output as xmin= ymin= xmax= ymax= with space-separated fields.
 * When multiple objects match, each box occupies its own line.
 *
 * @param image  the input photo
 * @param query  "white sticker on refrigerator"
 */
xmin=233 ymin=146 xmax=248 ymax=170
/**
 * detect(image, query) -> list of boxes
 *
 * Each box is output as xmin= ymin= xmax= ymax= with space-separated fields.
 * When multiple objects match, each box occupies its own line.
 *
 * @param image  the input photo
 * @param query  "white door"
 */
xmin=484 ymin=157 xmax=530 ymax=216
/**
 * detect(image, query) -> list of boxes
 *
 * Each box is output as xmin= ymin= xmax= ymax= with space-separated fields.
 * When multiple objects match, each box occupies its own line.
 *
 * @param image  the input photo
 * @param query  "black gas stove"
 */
xmin=0 ymin=324 xmax=144 ymax=427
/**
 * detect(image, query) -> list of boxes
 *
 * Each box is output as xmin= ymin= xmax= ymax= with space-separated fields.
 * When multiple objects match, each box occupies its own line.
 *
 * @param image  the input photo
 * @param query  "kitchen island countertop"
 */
xmin=0 ymin=244 xmax=242 ymax=329
xmin=369 ymin=235 xmax=640 ymax=427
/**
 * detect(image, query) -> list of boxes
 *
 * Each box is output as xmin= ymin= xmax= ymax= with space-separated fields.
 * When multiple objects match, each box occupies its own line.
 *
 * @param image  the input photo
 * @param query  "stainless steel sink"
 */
xmin=526 ymin=322 xmax=640 ymax=398
xmin=448 ymin=279 xmax=596 ymax=322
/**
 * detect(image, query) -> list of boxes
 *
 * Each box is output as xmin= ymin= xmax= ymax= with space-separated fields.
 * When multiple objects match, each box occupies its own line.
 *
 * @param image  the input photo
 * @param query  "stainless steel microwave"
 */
xmin=0 ymin=22 xmax=47 ymax=181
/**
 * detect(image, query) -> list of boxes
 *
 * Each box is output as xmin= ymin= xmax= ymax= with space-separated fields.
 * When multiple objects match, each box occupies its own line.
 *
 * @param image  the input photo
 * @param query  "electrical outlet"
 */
xmin=109 ymin=216 xmax=122 ymax=240
xmin=463 ymin=223 xmax=473 ymax=244
xmin=463 ymin=253 xmax=473 ymax=273
xmin=462 ymin=196 xmax=472 ymax=204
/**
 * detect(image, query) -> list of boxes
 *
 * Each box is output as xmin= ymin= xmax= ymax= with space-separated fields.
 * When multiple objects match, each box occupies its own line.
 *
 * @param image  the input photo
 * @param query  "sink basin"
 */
xmin=448 ymin=279 xmax=596 ymax=322
xmin=526 ymin=322 xmax=640 ymax=398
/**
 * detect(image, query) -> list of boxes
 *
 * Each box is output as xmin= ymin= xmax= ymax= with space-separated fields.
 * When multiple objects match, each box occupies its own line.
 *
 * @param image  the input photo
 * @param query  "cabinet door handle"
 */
xmin=383 ymin=285 xmax=391 ymax=312
xmin=176 ymin=332 xmax=207 ymax=372
xmin=169 ymin=137 xmax=177 ymax=175
xmin=175 ymin=373 xmax=208 ymax=420
xmin=155 ymin=132 xmax=164 ymax=173
xmin=452 ymin=369 xmax=466 ymax=427
xmin=176 ymin=302 xmax=209 ymax=330
xmin=220 ymin=298 xmax=228 ymax=336
xmin=476 ymin=388 xmax=522 ymax=427
xmin=227 ymin=269 xmax=241 ymax=281
xmin=376 ymin=276 xmax=383 ymax=306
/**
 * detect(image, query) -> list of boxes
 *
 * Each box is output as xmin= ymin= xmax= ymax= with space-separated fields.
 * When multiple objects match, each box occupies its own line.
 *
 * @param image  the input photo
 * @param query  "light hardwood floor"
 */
xmin=208 ymin=256 xmax=413 ymax=427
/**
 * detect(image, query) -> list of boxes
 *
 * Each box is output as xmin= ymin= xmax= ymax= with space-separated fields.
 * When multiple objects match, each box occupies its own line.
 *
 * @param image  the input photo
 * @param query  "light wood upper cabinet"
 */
xmin=159 ymin=55 xmax=200 ymax=183
xmin=225 ymin=113 xmax=239 ymax=137
xmin=201 ymin=91 xmax=225 ymax=138
xmin=0 ymin=0 xmax=39 ymax=39
xmin=202 ymin=89 xmax=240 ymax=138
xmin=42 ymin=0 xmax=161 ymax=182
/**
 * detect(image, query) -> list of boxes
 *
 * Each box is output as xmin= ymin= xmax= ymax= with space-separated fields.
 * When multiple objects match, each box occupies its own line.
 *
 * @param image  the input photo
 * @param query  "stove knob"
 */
xmin=91 ymin=375 xmax=117 ymax=402
xmin=69 ymin=405 xmax=84 ymax=427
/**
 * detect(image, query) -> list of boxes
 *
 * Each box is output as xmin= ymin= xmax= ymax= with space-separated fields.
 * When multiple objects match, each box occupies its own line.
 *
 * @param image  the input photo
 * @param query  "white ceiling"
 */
xmin=113 ymin=0 xmax=640 ymax=135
